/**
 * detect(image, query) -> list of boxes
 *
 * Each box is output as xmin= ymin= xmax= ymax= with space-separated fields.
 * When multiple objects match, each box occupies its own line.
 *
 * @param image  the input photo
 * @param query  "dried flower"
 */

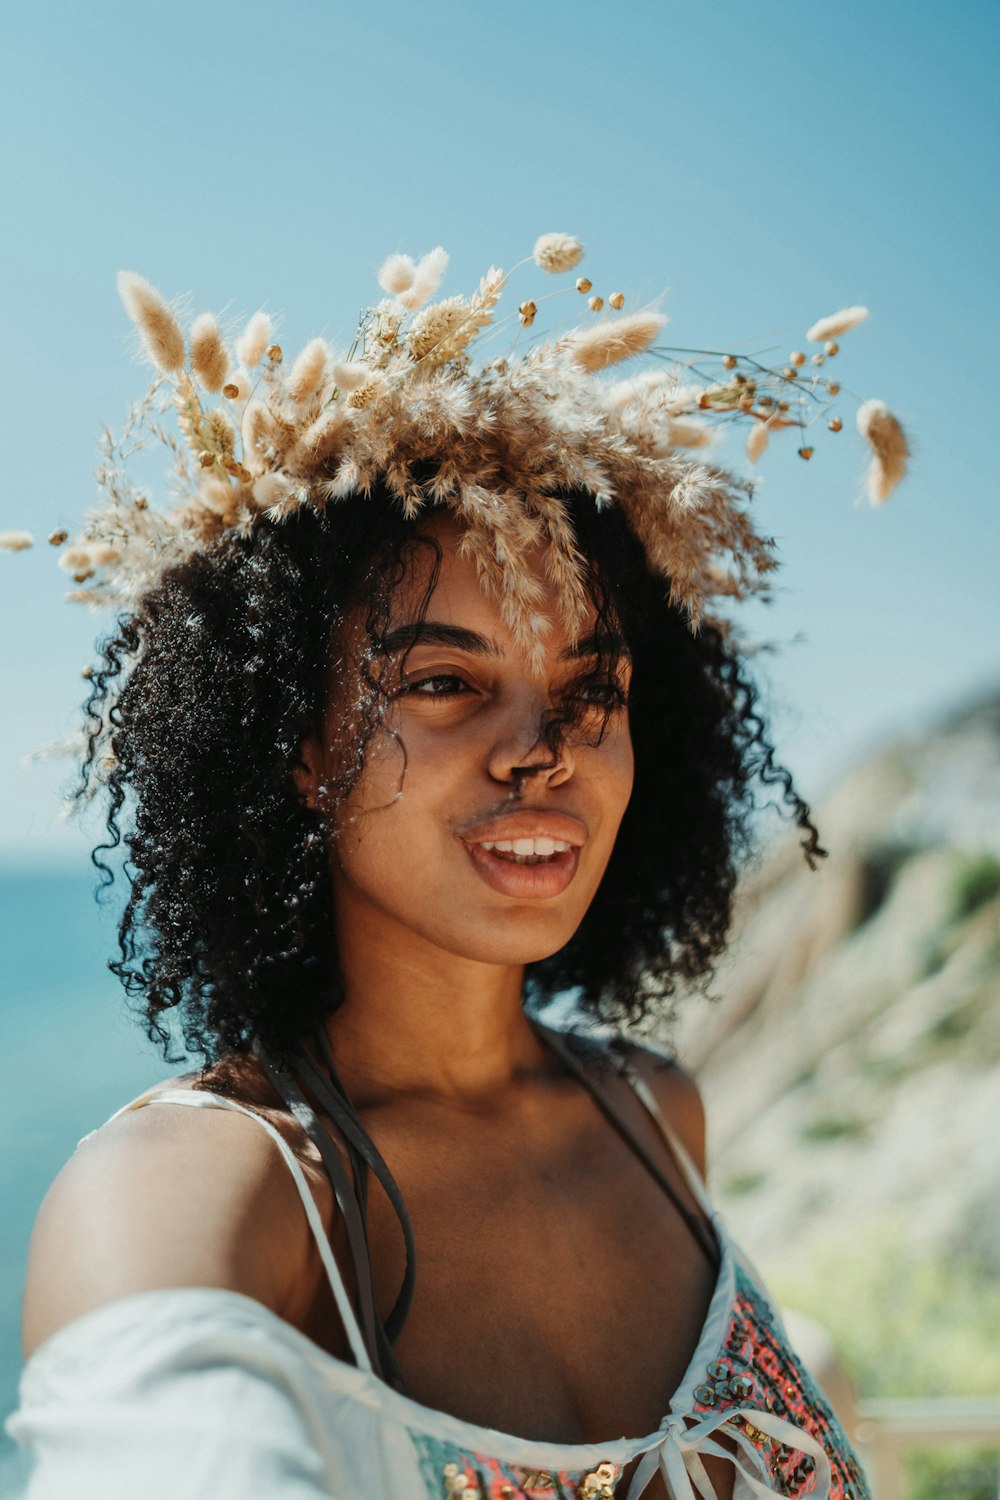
xmin=235 ymin=311 xmax=273 ymax=367
xmin=346 ymin=372 xmax=387 ymax=409
xmin=199 ymin=477 xmax=238 ymax=516
xmin=333 ymin=360 xmax=374 ymax=391
xmin=807 ymin=306 xmax=869 ymax=343
xmin=287 ymin=338 xmax=330 ymax=404
xmin=117 ymin=271 xmax=185 ymax=372
xmin=222 ymin=368 xmax=253 ymax=402
xmin=746 ymin=417 xmax=773 ymax=465
xmin=43 ymin=232 xmax=909 ymax=722
xmin=668 ymin=418 xmax=712 ymax=449
xmin=398 ymin=247 xmax=450 ymax=312
xmin=58 ymin=544 xmax=98 ymax=575
xmin=377 ymin=253 xmax=416 ymax=296
xmin=0 ymin=530 xmax=33 ymax=552
xmin=189 ymin=313 xmax=230 ymax=392
xmin=250 ymin=472 xmax=293 ymax=511
xmin=406 ymin=297 xmax=471 ymax=363
xmin=568 ymin=310 xmax=667 ymax=372
xmin=533 ymin=232 xmax=584 ymax=273
xmin=857 ymin=399 xmax=909 ymax=505
xmin=286 ymin=406 xmax=354 ymax=470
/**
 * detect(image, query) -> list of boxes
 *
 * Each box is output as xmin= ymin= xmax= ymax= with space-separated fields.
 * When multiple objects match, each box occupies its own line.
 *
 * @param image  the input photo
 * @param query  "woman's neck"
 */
xmin=322 ymin=891 xmax=551 ymax=1103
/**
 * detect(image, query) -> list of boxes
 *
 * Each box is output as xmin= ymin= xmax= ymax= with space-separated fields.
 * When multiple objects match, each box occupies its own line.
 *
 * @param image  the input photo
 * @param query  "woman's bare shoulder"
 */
xmin=615 ymin=1038 xmax=707 ymax=1176
xmin=21 ymin=1056 xmax=331 ymax=1362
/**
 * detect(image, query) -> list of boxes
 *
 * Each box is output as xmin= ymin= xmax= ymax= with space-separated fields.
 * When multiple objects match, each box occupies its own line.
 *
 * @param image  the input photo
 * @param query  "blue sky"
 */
xmin=1 ymin=0 xmax=997 ymax=865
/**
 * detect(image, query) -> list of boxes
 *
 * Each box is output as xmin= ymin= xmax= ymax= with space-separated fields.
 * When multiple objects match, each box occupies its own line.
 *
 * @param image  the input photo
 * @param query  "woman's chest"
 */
xmin=303 ymin=1114 xmax=719 ymax=1448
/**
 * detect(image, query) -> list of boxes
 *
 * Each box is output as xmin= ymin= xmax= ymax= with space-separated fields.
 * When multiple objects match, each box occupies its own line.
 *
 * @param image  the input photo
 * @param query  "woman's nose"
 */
xmin=485 ymin=696 xmax=574 ymax=787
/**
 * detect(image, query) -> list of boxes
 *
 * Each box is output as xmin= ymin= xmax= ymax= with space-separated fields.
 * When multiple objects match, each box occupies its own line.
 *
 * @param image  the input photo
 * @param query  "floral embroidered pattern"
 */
xmin=412 ymin=1434 xmax=621 ymax=1499
xmin=689 ymin=1263 xmax=871 ymax=1499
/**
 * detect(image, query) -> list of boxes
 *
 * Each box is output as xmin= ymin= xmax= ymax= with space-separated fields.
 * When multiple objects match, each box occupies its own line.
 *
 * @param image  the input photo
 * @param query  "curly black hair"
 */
xmin=80 ymin=484 xmax=825 ymax=1065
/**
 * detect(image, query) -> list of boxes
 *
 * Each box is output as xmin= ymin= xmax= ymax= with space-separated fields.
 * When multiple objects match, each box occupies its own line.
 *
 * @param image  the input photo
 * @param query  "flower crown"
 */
xmin=2 ymin=231 xmax=908 ymax=674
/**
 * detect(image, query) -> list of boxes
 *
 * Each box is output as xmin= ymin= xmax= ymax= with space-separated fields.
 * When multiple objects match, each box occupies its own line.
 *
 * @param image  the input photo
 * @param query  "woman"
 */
xmin=8 ymin=234 xmax=898 ymax=1497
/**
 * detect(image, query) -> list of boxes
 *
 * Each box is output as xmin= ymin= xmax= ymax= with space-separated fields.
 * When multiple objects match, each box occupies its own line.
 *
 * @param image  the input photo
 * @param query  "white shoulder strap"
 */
xmin=622 ymin=1070 xmax=716 ymax=1221
xmin=132 ymin=1088 xmax=374 ymax=1374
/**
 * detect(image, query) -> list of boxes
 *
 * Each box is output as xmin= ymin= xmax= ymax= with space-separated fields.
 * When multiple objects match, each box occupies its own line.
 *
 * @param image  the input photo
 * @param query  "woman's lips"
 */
xmin=461 ymin=840 xmax=580 ymax=898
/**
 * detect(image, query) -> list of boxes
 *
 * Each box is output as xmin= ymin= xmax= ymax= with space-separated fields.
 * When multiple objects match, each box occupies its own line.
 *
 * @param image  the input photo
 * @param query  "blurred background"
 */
xmin=1 ymin=1 xmax=998 ymax=1494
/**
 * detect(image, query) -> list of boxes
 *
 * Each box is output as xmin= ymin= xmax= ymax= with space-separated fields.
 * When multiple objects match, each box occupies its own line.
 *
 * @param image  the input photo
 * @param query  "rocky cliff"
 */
xmin=674 ymin=684 xmax=1000 ymax=1279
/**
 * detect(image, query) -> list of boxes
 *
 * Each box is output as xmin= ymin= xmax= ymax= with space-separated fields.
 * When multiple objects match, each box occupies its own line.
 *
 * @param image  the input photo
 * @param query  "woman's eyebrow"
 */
xmin=379 ymin=621 xmax=631 ymax=661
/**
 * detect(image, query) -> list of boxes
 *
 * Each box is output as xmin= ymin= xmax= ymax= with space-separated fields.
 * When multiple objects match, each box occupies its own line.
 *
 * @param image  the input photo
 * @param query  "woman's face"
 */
xmin=298 ymin=512 xmax=635 ymax=967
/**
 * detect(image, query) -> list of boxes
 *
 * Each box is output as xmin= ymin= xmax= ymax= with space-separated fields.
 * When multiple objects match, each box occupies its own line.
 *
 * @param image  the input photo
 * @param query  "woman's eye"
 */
xmin=404 ymin=674 xmax=470 ymax=698
xmin=575 ymin=678 xmax=629 ymax=708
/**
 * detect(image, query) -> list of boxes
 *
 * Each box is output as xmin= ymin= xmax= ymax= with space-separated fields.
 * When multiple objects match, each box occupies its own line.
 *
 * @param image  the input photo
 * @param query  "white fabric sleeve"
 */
xmin=5 ymin=1291 xmax=356 ymax=1500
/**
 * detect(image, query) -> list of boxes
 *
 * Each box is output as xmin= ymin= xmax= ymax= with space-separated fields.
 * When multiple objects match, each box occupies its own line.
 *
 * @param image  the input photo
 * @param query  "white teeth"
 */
xmin=477 ymin=836 xmax=572 ymax=856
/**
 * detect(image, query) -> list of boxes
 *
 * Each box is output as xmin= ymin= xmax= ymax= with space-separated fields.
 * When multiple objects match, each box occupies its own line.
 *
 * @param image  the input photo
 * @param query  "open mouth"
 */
xmin=461 ymin=838 xmax=580 ymax=897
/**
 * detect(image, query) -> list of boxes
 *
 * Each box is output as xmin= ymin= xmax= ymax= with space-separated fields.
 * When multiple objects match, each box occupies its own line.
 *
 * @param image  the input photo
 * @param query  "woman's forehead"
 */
xmin=399 ymin=512 xmax=599 ymax=653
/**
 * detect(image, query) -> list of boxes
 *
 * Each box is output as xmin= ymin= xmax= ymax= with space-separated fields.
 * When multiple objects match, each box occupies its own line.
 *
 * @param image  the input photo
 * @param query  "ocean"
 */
xmin=0 ymin=866 xmax=180 ymax=1493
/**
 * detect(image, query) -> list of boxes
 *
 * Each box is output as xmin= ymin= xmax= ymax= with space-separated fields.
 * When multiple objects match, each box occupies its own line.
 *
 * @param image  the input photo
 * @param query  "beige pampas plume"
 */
xmin=235 ymin=311 xmax=273 ymax=368
xmin=117 ymin=271 xmax=186 ymax=372
xmin=603 ymin=370 xmax=699 ymax=416
xmin=250 ymin=472 xmax=293 ymax=511
xmin=807 ymin=306 xmax=869 ymax=343
xmin=746 ymin=417 xmax=774 ymax=465
xmin=0 ymin=530 xmax=33 ymax=551
xmin=58 ymin=544 xmax=101 ymax=577
xmin=398 ymin=247 xmax=450 ymax=312
xmin=346 ymin=372 xmax=387 ymax=410
xmin=378 ymin=253 xmax=417 ymax=296
xmin=285 ymin=407 xmax=354 ymax=471
xmin=857 ymin=399 xmax=909 ymax=505
xmin=332 ymin=360 xmax=372 ymax=391
xmin=668 ymin=417 xmax=713 ymax=449
xmin=568 ymin=310 xmax=667 ymax=372
xmin=533 ymin=233 xmax=584 ymax=273
xmin=189 ymin=313 xmax=231 ymax=392
xmin=287 ymin=338 xmax=330 ymax=403
xmin=198 ymin=477 xmax=238 ymax=517
xmin=406 ymin=298 xmax=470 ymax=363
